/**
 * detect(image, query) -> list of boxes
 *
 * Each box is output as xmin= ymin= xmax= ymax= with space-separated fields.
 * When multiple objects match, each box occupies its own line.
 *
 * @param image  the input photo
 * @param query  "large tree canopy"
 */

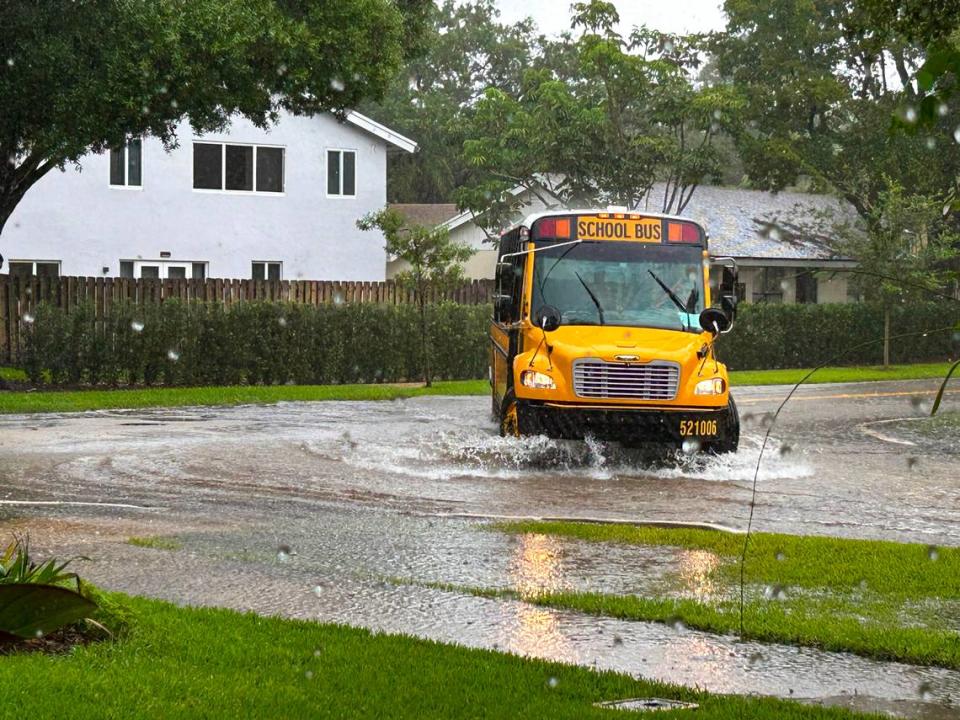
xmin=454 ymin=1 xmax=743 ymax=237
xmin=360 ymin=0 xmax=541 ymax=204
xmin=715 ymin=0 xmax=960 ymax=220
xmin=0 ymin=0 xmax=430 ymax=237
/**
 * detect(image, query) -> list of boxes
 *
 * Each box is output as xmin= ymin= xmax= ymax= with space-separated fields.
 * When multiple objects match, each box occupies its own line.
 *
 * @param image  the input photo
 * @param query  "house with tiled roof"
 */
xmin=391 ymin=184 xmax=859 ymax=305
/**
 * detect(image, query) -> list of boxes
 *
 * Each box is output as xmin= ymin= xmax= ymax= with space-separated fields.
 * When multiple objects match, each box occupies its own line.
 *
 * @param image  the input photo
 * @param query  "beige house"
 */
xmin=388 ymin=184 xmax=859 ymax=304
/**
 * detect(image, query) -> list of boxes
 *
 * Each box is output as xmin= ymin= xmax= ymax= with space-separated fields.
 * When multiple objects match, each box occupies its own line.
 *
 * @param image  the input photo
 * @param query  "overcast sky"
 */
xmin=492 ymin=0 xmax=727 ymax=36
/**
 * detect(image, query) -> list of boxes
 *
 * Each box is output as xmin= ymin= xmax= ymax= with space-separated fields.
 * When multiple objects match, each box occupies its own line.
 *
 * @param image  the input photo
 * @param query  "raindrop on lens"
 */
xmin=904 ymin=106 xmax=917 ymax=124
xmin=764 ymin=584 xmax=787 ymax=601
xmin=278 ymin=316 xmax=288 ymax=327
xmin=919 ymin=681 xmax=934 ymax=701
xmin=925 ymin=136 xmax=936 ymax=150
xmin=22 ymin=313 xmax=34 ymax=324
xmin=5 ymin=58 xmax=13 ymax=67
xmin=304 ymin=670 xmax=314 ymax=680
xmin=748 ymin=651 xmax=764 ymax=664
xmin=953 ymin=126 xmax=960 ymax=144
xmin=131 ymin=321 xmax=144 ymax=333
xmin=166 ymin=350 xmax=180 ymax=362
xmin=906 ymin=456 xmax=918 ymax=469
xmin=277 ymin=544 xmax=294 ymax=562
xmin=333 ymin=293 xmax=344 ymax=306
xmin=937 ymin=103 xmax=949 ymax=117
xmin=779 ymin=443 xmax=792 ymax=456
xmin=681 ymin=439 xmax=700 ymax=454
xmin=547 ymin=677 xmax=558 ymax=689
xmin=314 ymin=648 xmax=322 ymax=657
xmin=330 ymin=77 xmax=345 ymax=92
xmin=927 ymin=546 xmax=939 ymax=562
xmin=612 ymin=634 xmax=623 ymax=646
xmin=311 ymin=585 xmax=322 ymax=597
xmin=775 ymin=551 xmax=786 ymax=562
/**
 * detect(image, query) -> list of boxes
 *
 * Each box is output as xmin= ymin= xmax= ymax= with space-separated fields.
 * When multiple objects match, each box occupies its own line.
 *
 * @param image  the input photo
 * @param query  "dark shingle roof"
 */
xmin=653 ymin=184 xmax=856 ymax=261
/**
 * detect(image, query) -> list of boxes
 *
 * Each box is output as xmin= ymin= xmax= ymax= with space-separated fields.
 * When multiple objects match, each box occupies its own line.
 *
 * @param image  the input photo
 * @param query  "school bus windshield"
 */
xmin=530 ymin=241 xmax=705 ymax=332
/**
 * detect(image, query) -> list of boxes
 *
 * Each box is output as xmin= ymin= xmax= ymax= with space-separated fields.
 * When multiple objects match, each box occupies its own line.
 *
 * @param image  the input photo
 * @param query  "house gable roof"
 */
xmin=345 ymin=111 xmax=418 ymax=153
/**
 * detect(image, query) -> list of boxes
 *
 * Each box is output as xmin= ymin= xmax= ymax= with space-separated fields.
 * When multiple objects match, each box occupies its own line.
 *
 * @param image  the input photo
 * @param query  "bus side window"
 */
xmin=494 ymin=231 xmax=522 ymax=324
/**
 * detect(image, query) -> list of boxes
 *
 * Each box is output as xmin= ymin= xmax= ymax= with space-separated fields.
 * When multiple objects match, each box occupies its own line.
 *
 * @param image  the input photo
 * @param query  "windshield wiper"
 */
xmin=574 ymin=272 xmax=605 ymax=325
xmin=647 ymin=269 xmax=688 ymax=314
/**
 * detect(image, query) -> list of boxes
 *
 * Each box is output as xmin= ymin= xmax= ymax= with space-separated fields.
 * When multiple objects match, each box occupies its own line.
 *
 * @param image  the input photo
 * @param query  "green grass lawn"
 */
xmin=470 ymin=522 xmax=960 ymax=670
xmin=0 ymin=379 xmax=488 ymax=414
xmin=1 ymin=592 xmax=870 ymax=720
xmin=0 ymin=361 xmax=954 ymax=414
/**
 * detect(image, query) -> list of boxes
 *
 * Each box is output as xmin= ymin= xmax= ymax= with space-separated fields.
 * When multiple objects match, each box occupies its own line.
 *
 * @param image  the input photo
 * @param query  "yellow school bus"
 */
xmin=489 ymin=210 xmax=739 ymax=453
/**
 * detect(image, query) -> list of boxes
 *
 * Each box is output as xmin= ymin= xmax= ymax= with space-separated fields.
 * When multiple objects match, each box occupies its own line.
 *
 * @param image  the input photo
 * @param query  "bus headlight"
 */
xmin=521 ymin=370 xmax=556 ymax=389
xmin=694 ymin=378 xmax=726 ymax=395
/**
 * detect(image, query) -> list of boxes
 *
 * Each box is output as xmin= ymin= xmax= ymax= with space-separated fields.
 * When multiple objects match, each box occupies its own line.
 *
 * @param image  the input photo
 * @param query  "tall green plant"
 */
xmin=358 ymin=209 xmax=474 ymax=386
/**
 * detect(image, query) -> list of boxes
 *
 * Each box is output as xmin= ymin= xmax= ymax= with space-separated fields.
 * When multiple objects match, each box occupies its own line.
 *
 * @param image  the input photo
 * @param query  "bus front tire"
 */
xmin=703 ymin=396 xmax=740 ymax=455
xmin=499 ymin=390 xmax=521 ymax=438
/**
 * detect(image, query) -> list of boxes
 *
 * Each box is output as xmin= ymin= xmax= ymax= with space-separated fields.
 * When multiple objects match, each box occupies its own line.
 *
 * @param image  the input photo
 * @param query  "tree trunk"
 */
xmin=883 ymin=306 xmax=891 ymax=368
xmin=419 ymin=298 xmax=432 ymax=387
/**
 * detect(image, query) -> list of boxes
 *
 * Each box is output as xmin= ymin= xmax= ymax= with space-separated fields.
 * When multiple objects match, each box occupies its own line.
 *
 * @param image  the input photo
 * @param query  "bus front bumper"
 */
xmin=515 ymin=400 xmax=734 ymax=446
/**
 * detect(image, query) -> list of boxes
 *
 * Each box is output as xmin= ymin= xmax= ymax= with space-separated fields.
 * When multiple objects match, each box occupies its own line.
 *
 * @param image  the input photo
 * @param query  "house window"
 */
xmin=110 ymin=139 xmax=142 ymax=187
xmin=752 ymin=267 xmax=785 ymax=303
xmin=252 ymin=261 xmax=281 ymax=281
xmin=193 ymin=142 xmax=284 ymax=193
xmin=119 ymin=260 xmax=207 ymax=279
xmin=327 ymin=149 xmax=356 ymax=197
xmin=7 ymin=260 xmax=61 ymax=278
xmin=795 ymin=269 xmax=818 ymax=304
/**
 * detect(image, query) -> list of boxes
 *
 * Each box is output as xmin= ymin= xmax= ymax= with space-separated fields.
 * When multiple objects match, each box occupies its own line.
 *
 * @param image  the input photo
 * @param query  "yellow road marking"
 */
xmin=738 ymin=388 xmax=960 ymax=405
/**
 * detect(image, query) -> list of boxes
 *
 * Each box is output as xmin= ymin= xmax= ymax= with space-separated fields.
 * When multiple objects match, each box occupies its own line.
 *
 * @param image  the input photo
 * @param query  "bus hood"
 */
xmin=543 ymin=325 xmax=707 ymax=364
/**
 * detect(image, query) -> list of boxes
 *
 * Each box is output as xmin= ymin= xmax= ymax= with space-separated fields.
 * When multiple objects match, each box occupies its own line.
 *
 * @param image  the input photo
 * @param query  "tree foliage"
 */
xmin=0 ymin=0 xmax=430 ymax=236
xmin=714 ymin=0 xmax=960 ymax=219
xmin=454 ymin=0 xmax=744 ymax=238
xmin=360 ymin=0 xmax=540 ymax=204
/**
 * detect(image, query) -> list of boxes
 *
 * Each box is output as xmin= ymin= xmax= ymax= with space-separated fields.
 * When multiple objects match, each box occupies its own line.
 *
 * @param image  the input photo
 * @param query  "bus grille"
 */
xmin=572 ymin=360 xmax=680 ymax=400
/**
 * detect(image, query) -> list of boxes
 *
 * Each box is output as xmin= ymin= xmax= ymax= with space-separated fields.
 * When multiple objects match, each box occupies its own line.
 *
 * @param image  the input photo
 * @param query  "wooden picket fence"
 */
xmin=0 ymin=275 xmax=495 ymax=364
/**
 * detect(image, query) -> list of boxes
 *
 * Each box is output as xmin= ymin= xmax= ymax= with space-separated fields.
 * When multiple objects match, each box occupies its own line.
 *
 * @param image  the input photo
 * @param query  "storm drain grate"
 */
xmin=594 ymin=698 xmax=699 ymax=713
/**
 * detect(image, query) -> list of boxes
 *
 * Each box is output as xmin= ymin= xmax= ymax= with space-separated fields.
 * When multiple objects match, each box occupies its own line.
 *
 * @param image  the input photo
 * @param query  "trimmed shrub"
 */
xmin=717 ymin=302 xmax=960 ymax=370
xmin=18 ymin=300 xmax=959 ymax=386
xmin=21 ymin=301 xmax=492 ymax=387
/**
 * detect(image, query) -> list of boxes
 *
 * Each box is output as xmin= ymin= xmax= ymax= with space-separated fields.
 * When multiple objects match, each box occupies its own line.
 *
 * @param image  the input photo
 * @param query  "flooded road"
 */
xmin=1 ymin=378 xmax=959 ymax=716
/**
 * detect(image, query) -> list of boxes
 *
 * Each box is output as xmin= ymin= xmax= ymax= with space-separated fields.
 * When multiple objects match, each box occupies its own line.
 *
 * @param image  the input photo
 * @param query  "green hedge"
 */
xmin=17 ymin=300 xmax=959 ymax=386
xmin=22 ymin=301 xmax=490 ymax=387
xmin=717 ymin=302 xmax=960 ymax=370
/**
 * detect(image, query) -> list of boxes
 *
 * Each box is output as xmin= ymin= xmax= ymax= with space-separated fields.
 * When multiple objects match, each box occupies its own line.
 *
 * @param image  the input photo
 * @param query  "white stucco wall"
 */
xmin=3 ymin=112 xmax=393 ymax=281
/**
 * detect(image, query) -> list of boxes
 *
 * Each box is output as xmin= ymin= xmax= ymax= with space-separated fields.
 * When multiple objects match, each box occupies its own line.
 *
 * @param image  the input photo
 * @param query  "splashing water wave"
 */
xmin=334 ymin=426 xmax=812 ymax=484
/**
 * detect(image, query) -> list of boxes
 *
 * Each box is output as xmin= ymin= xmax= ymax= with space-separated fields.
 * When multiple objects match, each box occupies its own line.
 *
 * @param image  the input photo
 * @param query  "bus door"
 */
xmin=490 ymin=227 xmax=526 ymax=411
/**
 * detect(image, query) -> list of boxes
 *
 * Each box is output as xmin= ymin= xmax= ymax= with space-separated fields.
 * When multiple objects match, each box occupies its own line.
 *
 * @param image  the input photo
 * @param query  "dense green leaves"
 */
xmin=0 ymin=584 xmax=96 ymax=641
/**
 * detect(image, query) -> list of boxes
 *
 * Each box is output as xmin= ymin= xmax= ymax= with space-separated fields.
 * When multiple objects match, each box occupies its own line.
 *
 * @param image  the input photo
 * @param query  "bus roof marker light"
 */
xmin=667 ymin=221 xmax=701 ymax=243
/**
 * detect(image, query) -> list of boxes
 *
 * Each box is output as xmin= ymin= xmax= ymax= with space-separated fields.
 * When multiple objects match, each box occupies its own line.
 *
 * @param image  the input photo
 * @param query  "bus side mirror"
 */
xmin=494 ymin=295 xmax=512 ymax=322
xmin=720 ymin=294 xmax=737 ymax=320
xmin=699 ymin=307 xmax=731 ymax=335
xmin=534 ymin=305 xmax=561 ymax=332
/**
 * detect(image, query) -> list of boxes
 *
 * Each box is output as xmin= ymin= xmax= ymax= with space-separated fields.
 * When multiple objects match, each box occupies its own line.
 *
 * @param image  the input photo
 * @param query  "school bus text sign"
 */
xmin=576 ymin=216 xmax=662 ymax=242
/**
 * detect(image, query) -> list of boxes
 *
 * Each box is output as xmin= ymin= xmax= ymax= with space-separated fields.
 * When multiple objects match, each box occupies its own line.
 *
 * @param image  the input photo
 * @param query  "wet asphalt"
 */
xmin=1 ymin=378 xmax=959 ymax=717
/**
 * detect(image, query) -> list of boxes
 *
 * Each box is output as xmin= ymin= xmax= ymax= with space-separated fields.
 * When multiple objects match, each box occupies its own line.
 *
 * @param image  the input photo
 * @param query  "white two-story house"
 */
xmin=1 ymin=111 xmax=416 ymax=281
